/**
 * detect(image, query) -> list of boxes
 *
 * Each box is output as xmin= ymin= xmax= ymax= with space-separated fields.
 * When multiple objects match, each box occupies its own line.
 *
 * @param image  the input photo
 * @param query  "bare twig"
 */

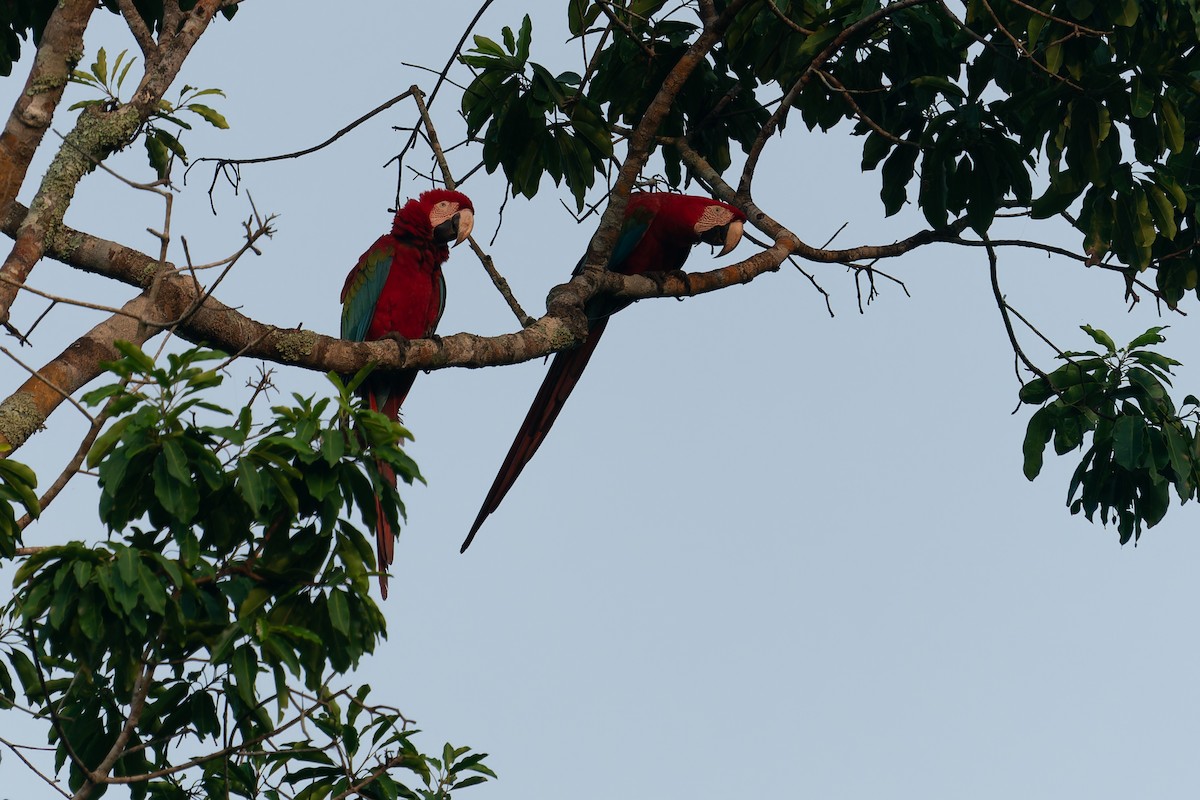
xmin=985 ymin=236 xmax=1049 ymax=381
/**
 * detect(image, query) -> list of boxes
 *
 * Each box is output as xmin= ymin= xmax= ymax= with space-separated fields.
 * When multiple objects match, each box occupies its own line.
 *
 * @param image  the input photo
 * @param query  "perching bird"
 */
xmin=341 ymin=188 xmax=474 ymax=597
xmin=461 ymin=192 xmax=745 ymax=551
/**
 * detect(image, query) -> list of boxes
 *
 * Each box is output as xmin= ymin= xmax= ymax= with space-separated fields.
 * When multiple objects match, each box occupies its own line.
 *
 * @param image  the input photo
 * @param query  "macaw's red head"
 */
xmin=393 ymin=189 xmax=475 ymax=245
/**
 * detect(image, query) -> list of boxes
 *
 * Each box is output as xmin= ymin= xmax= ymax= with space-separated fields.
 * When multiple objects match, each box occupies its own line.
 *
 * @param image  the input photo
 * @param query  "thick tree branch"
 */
xmin=0 ymin=295 xmax=154 ymax=453
xmin=0 ymin=0 xmax=96 ymax=213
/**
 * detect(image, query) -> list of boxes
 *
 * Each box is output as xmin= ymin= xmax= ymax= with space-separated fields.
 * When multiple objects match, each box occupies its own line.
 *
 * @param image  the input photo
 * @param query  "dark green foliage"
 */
xmin=1 ymin=345 xmax=492 ymax=798
xmin=460 ymin=9 xmax=768 ymax=207
xmin=0 ymin=0 xmax=55 ymax=77
xmin=461 ymin=15 xmax=614 ymax=208
xmin=1019 ymin=327 xmax=1200 ymax=544
xmin=459 ymin=0 xmax=1200 ymax=298
xmin=0 ymin=455 xmax=37 ymax=556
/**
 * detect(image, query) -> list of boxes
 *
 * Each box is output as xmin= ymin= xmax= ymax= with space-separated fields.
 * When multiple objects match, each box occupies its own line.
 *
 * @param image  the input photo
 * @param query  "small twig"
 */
xmin=0 ymin=273 xmax=146 ymax=321
xmin=815 ymin=69 xmax=918 ymax=147
xmin=985 ymin=236 xmax=1050 ymax=381
xmin=0 ymin=736 xmax=70 ymax=798
xmin=18 ymin=405 xmax=112 ymax=529
xmin=977 ymin=0 xmax=1082 ymax=90
xmin=595 ymin=0 xmax=656 ymax=58
xmin=399 ymin=61 xmax=470 ymax=92
xmin=21 ymin=298 xmax=58 ymax=341
xmin=788 ymin=256 xmax=834 ymax=317
xmin=764 ymin=0 xmax=815 ymax=33
xmin=408 ymin=86 xmax=534 ymax=326
xmin=0 ymin=344 xmax=94 ymax=421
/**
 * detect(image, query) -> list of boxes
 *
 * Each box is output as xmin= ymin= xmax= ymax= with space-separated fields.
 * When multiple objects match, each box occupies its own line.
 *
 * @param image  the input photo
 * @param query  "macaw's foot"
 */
xmin=669 ymin=269 xmax=694 ymax=299
xmin=428 ymin=332 xmax=443 ymax=345
xmin=380 ymin=332 xmax=410 ymax=346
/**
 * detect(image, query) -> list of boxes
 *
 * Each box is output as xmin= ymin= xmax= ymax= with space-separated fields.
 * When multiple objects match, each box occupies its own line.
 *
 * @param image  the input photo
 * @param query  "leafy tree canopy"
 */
xmin=3 ymin=0 xmax=1200 ymax=796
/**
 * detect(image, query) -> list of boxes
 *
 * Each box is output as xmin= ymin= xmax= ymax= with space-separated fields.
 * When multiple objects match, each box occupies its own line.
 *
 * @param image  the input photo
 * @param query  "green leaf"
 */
xmin=1164 ymin=424 xmax=1194 ymax=499
xmin=327 ymin=591 xmax=351 ymax=635
xmin=1113 ymin=415 xmax=1147 ymax=469
xmin=472 ymin=35 xmax=505 ymax=57
xmin=145 ymin=133 xmax=169 ymax=178
xmin=92 ymin=46 xmax=107 ymax=85
xmin=232 ymin=645 xmax=258 ymax=705
xmin=1160 ymin=96 xmax=1184 ymax=154
xmin=1018 ymin=377 xmax=1053 ymax=405
xmin=515 ymin=14 xmax=532 ymax=64
xmin=185 ymin=103 xmax=229 ymax=129
xmin=910 ymin=76 xmax=966 ymax=99
xmin=568 ymin=0 xmax=589 ymax=36
xmin=1080 ymin=324 xmax=1115 ymax=353
xmin=1023 ymin=406 xmax=1057 ymax=479
xmin=1115 ymin=0 xmax=1139 ymax=26
xmin=1130 ymin=75 xmax=1154 ymax=118
xmin=116 ymin=51 xmax=135 ymax=92
xmin=1127 ymin=326 xmax=1167 ymax=349
xmin=155 ymin=129 xmax=188 ymax=164
xmin=1145 ymin=184 xmax=1177 ymax=239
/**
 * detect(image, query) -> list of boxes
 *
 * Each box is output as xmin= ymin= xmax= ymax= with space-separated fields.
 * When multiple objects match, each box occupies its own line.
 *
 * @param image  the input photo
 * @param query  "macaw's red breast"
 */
xmin=362 ymin=236 xmax=446 ymax=341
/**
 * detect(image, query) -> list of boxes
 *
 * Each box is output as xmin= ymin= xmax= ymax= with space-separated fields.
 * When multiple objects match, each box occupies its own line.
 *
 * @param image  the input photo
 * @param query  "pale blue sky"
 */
xmin=4 ymin=2 xmax=1200 ymax=798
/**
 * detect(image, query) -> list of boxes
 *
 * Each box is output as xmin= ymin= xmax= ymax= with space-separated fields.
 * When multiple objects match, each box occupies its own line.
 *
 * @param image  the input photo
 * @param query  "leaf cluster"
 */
xmin=1020 ymin=326 xmax=1200 ymax=544
xmin=0 ymin=345 xmax=492 ymax=799
xmin=460 ymin=4 xmax=768 ymax=207
xmin=461 ymin=15 xmax=612 ymax=208
xmin=70 ymin=47 xmax=230 ymax=180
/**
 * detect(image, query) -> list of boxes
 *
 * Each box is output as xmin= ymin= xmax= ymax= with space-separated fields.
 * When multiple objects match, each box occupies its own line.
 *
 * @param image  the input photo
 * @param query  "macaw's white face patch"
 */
xmin=430 ymin=202 xmax=474 ymax=245
xmin=429 ymin=200 xmax=461 ymax=230
xmin=694 ymin=205 xmax=744 ymax=256
xmin=693 ymin=205 xmax=738 ymax=234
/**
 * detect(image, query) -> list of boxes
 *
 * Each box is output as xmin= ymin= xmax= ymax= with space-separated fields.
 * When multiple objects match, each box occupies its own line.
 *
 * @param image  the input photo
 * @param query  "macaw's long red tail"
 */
xmin=374 ymin=460 xmax=396 ymax=599
xmin=460 ymin=319 xmax=610 ymax=552
xmin=368 ymin=387 xmax=408 ymax=600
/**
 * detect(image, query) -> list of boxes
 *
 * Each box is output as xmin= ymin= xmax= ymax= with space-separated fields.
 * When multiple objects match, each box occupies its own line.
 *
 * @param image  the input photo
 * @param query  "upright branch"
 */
xmin=0 ymin=0 xmax=230 ymax=327
xmin=0 ymin=0 xmax=96 ymax=213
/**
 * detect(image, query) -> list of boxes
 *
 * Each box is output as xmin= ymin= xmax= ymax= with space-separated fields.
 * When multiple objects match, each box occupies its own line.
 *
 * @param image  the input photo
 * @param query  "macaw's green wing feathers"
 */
xmin=461 ymin=318 xmax=610 ymax=552
xmin=340 ymin=240 xmax=393 ymax=342
xmin=608 ymin=203 xmax=655 ymax=271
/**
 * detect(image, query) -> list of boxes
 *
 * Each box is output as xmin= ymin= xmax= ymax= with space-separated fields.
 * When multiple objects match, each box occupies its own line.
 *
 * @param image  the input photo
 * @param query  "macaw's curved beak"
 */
xmin=700 ymin=218 xmax=744 ymax=256
xmin=434 ymin=208 xmax=475 ymax=246
xmin=718 ymin=218 xmax=744 ymax=256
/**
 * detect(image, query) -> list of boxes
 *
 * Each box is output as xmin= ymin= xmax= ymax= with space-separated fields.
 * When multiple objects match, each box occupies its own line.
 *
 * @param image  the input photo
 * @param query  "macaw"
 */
xmin=341 ymin=188 xmax=474 ymax=598
xmin=460 ymin=192 xmax=745 ymax=552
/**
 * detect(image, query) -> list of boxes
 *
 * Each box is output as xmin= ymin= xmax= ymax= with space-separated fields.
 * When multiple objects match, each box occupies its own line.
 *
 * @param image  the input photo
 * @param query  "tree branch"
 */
xmin=0 ymin=0 xmax=96 ymax=213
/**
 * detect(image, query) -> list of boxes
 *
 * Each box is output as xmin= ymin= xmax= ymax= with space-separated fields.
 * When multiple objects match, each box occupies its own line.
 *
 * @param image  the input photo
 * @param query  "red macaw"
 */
xmin=341 ymin=188 xmax=474 ymax=597
xmin=460 ymin=192 xmax=745 ymax=551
